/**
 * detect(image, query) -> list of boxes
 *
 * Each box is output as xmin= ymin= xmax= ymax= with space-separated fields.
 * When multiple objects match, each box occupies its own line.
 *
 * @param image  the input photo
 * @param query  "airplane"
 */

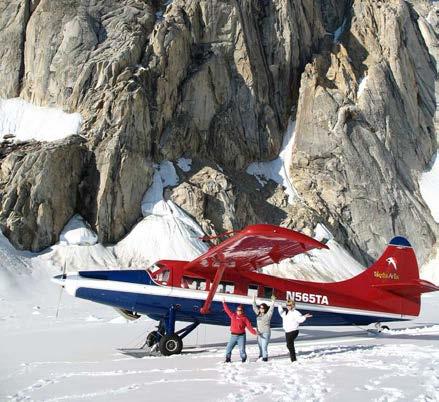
xmin=52 ymin=224 xmax=439 ymax=356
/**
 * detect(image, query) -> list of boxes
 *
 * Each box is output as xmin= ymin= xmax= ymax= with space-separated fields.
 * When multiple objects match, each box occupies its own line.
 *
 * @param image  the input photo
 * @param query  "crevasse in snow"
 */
xmin=0 ymin=98 xmax=82 ymax=142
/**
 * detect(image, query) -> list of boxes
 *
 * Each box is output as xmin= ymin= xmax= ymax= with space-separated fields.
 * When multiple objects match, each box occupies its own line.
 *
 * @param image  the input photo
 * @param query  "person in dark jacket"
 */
xmin=252 ymin=294 xmax=275 ymax=361
xmin=222 ymin=298 xmax=257 ymax=363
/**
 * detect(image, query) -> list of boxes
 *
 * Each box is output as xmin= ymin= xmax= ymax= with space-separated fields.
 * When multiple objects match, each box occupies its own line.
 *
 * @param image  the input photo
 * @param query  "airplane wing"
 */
xmin=183 ymin=224 xmax=329 ymax=313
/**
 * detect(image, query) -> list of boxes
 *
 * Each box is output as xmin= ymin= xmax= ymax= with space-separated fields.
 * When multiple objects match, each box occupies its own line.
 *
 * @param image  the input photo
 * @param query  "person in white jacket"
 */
xmin=278 ymin=299 xmax=312 ymax=362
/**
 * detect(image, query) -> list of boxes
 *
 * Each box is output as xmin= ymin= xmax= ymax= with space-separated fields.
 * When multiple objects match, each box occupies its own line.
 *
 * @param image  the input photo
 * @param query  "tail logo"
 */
xmin=386 ymin=257 xmax=397 ymax=271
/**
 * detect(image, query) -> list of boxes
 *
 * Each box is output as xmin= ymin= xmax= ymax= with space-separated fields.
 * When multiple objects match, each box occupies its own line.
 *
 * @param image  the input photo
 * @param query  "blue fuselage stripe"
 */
xmin=75 ymin=287 xmax=403 ymax=327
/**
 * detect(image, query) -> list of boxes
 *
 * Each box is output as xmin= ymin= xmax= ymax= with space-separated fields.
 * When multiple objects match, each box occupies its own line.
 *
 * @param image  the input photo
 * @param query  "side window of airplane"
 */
xmin=182 ymin=276 xmax=206 ymax=291
xmin=247 ymin=284 xmax=258 ymax=297
xmin=218 ymin=281 xmax=235 ymax=294
xmin=156 ymin=269 xmax=170 ymax=285
xmin=264 ymin=287 xmax=273 ymax=299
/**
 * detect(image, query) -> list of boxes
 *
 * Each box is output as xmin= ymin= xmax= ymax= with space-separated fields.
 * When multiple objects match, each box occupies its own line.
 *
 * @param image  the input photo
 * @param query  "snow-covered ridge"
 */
xmin=0 ymin=98 xmax=82 ymax=142
xmin=116 ymin=160 xmax=207 ymax=267
xmin=264 ymin=224 xmax=364 ymax=282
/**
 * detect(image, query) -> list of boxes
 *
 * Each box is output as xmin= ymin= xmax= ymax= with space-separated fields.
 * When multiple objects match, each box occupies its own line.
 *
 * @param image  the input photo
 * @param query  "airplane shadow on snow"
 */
xmin=185 ymin=324 xmax=439 ymax=352
xmin=120 ymin=324 xmax=439 ymax=358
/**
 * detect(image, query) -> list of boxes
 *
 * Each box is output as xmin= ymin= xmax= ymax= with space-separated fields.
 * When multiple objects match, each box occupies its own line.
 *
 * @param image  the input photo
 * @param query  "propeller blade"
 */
xmin=55 ymin=286 xmax=63 ymax=319
xmin=55 ymin=260 xmax=67 ymax=319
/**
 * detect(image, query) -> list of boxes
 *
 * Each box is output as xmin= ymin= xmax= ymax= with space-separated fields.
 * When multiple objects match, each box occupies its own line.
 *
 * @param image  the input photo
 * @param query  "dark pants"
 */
xmin=285 ymin=330 xmax=299 ymax=361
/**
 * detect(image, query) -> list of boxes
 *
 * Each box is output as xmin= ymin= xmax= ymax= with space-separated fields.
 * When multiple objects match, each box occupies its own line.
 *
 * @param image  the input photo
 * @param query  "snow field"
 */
xmin=2 ymin=293 xmax=439 ymax=402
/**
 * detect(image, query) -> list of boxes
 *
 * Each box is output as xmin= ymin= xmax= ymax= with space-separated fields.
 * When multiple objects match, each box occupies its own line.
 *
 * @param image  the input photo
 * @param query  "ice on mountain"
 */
xmin=177 ymin=157 xmax=192 ymax=172
xmin=141 ymin=162 xmax=179 ymax=217
xmin=159 ymin=161 xmax=179 ymax=187
xmin=333 ymin=18 xmax=348 ymax=43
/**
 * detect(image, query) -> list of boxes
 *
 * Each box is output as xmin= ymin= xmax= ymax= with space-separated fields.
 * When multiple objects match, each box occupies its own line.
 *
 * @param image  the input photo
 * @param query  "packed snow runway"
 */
xmin=1 ymin=282 xmax=438 ymax=402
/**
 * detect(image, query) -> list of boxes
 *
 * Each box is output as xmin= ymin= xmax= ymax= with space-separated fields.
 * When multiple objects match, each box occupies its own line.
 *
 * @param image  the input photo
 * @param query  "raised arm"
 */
xmin=252 ymin=296 xmax=259 ymax=315
xmin=222 ymin=300 xmax=233 ymax=318
xmin=277 ymin=304 xmax=285 ymax=317
xmin=267 ymin=297 xmax=275 ymax=318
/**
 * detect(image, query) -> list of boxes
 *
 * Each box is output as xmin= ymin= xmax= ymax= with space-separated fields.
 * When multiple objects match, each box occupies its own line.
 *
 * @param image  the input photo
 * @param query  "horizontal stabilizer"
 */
xmin=372 ymin=279 xmax=439 ymax=297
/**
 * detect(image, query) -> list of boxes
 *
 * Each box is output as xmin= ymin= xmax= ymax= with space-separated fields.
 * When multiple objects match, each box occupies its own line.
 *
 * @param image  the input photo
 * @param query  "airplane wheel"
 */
xmin=159 ymin=334 xmax=183 ymax=356
xmin=146 ymin=331 xmax=159 ymax=347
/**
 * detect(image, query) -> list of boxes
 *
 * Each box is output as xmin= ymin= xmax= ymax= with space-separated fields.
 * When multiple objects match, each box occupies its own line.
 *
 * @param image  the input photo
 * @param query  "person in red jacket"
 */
xmin=222 ymin=298 xmax=257 ymax=363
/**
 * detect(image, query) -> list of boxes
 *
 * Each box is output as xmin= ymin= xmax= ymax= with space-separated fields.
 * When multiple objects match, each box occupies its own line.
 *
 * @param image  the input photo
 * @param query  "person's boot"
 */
xmin=225 ymin=356 xmax=231 ymax=363
xmin=262 ymin=357 xmax=268 ymax=362
xmin=241 ymin=357 xmax=247 ymax=363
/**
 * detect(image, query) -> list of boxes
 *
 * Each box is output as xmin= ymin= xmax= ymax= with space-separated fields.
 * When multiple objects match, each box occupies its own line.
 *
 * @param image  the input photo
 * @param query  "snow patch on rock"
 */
xmin=0 ymin=98 xmax=82 ymax=142
xmin=357 ymin=75 xmax=368 ymax=98
xmin=142 ymin=161 xmax=179 ymax=217
xmin=59 ymin=214 xmax=98 ymax=246
xmin=419 ymin=152 xmax=439 ymax=223
xmin=246 ymin=120 xmax=298 ymax=204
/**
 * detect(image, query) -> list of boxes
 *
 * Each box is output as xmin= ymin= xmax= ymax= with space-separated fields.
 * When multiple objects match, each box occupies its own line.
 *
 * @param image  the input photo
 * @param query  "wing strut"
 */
xmin=200 ymin=264 xmax=226 ymax=314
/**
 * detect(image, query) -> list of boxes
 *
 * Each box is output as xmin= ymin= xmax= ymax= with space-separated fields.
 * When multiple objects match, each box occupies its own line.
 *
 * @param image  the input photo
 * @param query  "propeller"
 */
xmin=55 ymin=260 xmax=67 ymax=319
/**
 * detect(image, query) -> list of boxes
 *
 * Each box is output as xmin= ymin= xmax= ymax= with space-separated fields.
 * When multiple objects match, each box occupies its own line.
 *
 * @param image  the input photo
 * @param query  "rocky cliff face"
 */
xmin=0 ymin=0 xmax=437 ymax=266
xmin=291 ymin=0 xmax=438 ymax=264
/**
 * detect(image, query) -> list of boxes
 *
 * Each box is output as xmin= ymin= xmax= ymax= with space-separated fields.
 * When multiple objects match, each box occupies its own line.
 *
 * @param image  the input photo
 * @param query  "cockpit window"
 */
xmin=151 ymin=268 xmax=170 ymax=285
xmin=147 ymin=264 xmax=161 ymax=274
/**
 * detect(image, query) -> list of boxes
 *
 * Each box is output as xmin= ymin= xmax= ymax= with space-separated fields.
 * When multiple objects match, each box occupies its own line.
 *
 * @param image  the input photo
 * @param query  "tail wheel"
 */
xmin=146 ymin=331 xmax=159 ymax=347
xmin=159 ymin=334 xmax=183 ymax=356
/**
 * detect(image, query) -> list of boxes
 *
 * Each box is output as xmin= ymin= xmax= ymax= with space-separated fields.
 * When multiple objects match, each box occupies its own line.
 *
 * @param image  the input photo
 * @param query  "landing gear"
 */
xmin=146 ymin=330 xmax=160 ymax=348
xmin=159 ymin=334 xmax=183 ymax=356
xmin=144 ymin=305 xmax=200 ymax=356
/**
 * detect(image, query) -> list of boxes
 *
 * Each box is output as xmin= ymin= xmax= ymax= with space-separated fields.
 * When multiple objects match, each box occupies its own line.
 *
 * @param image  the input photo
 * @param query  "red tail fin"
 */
xmin=355 ymin=236 xmax=438 ymax=316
